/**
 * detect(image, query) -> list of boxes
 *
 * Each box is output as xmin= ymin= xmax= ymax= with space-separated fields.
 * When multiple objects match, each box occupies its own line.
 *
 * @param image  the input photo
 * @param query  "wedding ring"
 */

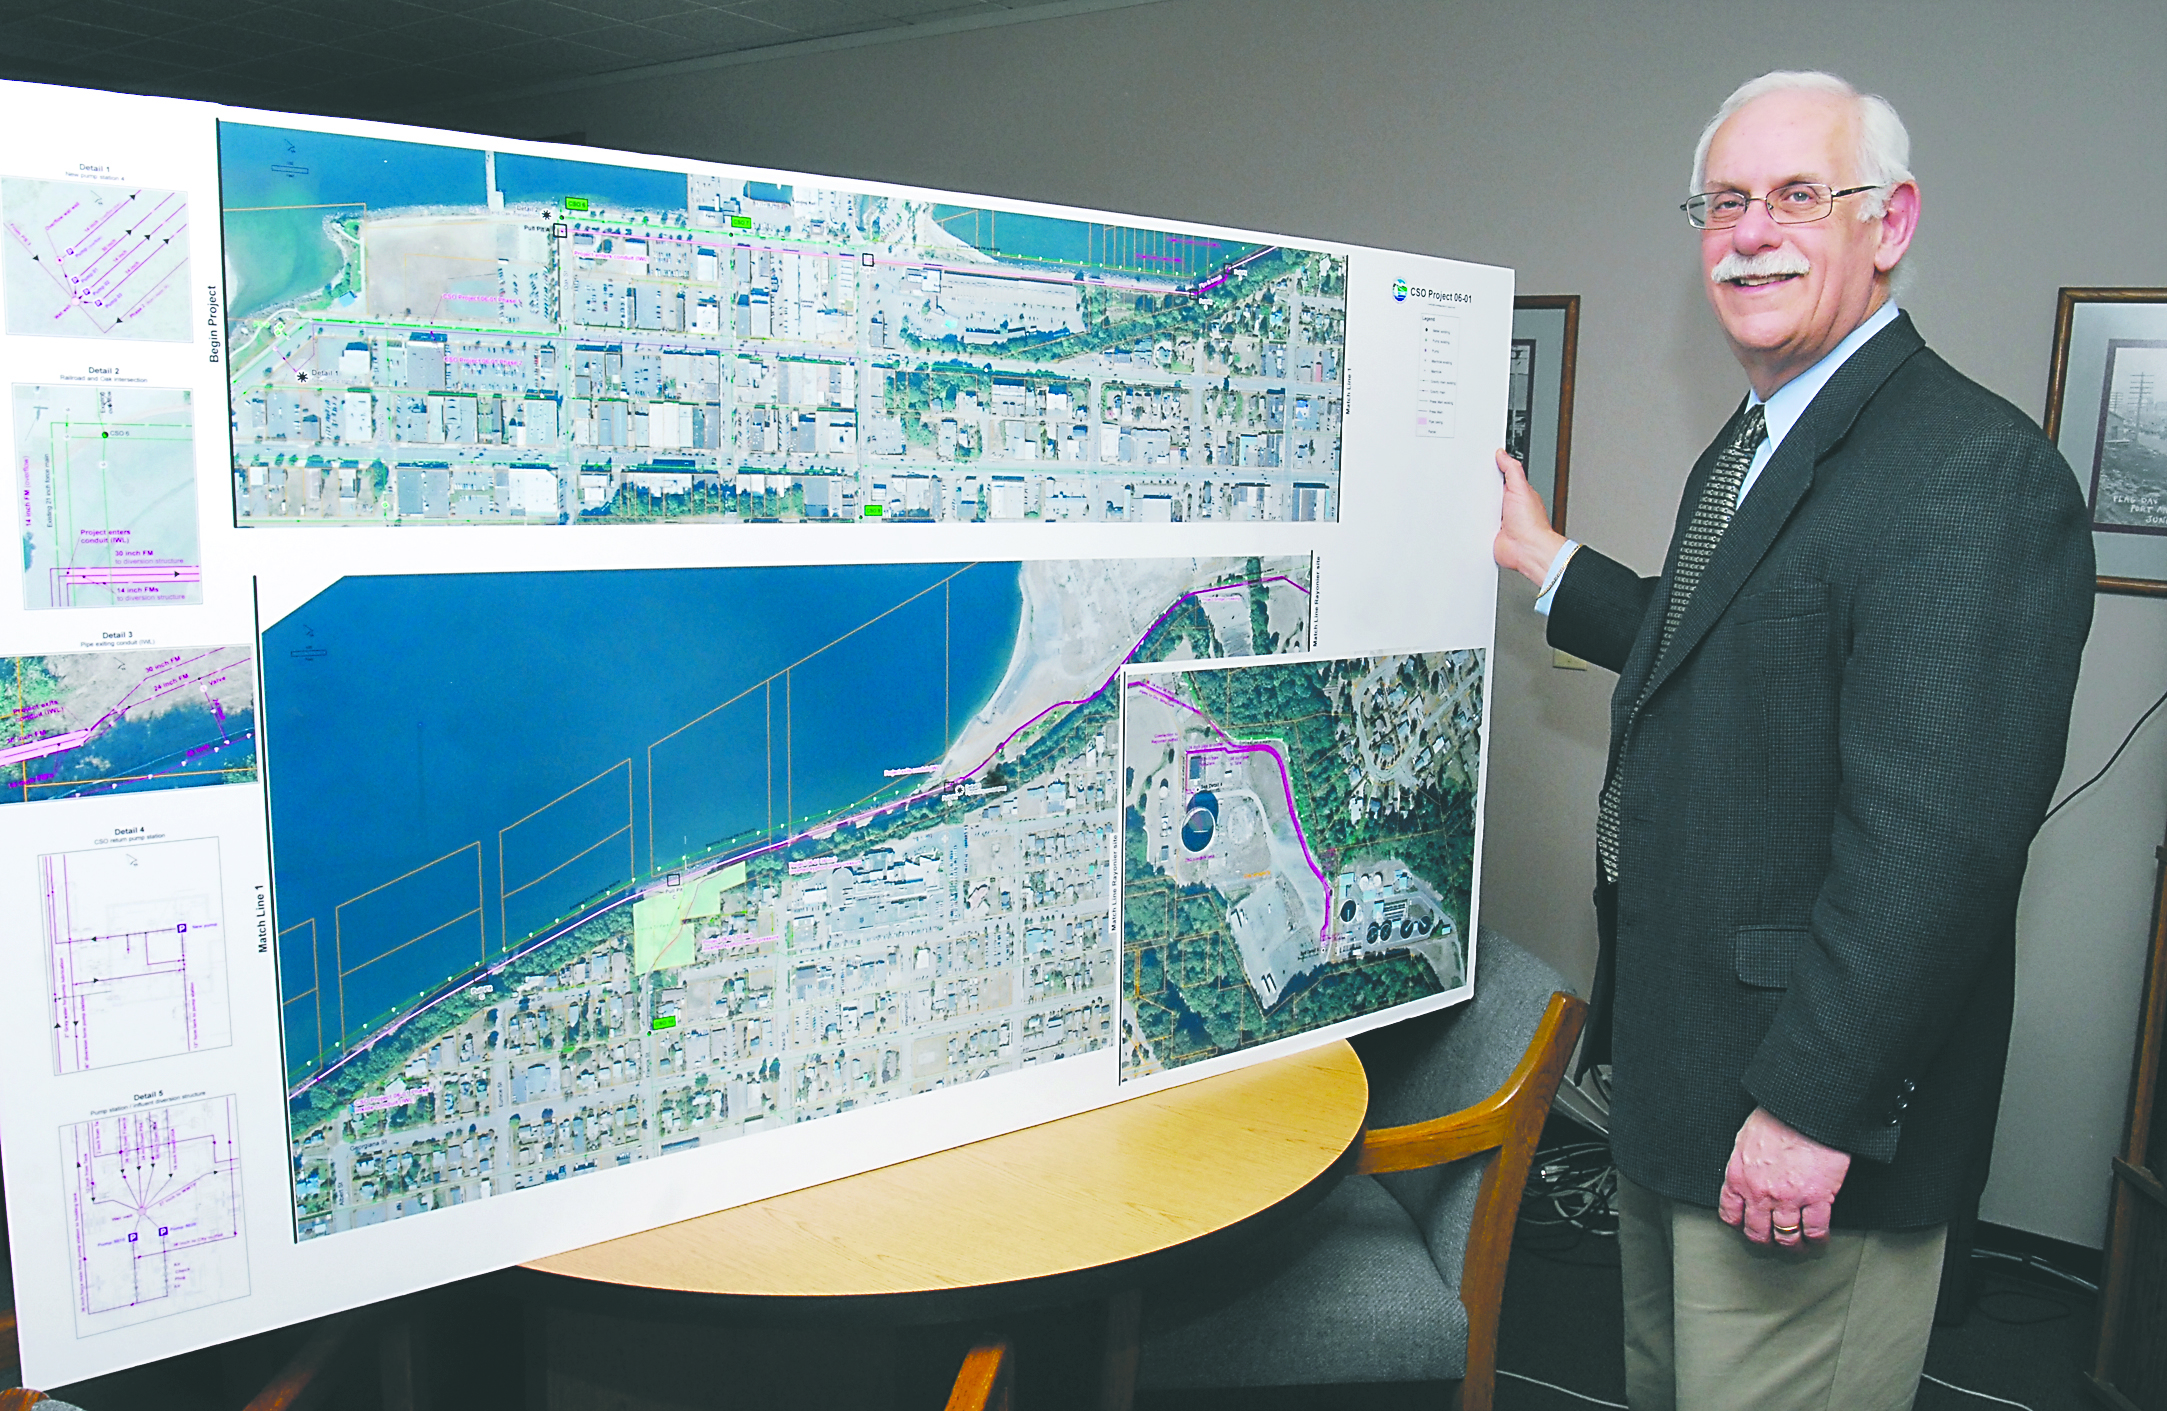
xmin=1773 ymin=1222 xmax=1802 ymax=1236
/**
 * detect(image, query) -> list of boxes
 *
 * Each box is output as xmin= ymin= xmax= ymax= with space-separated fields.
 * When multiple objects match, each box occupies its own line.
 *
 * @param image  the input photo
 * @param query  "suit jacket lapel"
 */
xmin=1635 ymin=312 xmax=1927 ymax=706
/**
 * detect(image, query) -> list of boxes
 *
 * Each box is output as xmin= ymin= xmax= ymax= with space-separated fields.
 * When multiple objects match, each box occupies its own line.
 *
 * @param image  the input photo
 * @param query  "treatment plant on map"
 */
xmin=265 ymin=555 xmax=1312 ymax=1238
xmin=0 ymin=646 xmax=257 ymax=803
xmin=219 ymin=122 xmax=1345 ymax=527
xmin=1118 ymin=650 xmax=1485 ymax=1078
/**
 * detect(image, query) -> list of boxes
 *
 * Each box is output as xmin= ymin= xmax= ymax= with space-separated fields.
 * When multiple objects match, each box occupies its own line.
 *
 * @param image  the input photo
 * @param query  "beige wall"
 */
xmin=443 ymin=0 xmax=2167 ymax=1247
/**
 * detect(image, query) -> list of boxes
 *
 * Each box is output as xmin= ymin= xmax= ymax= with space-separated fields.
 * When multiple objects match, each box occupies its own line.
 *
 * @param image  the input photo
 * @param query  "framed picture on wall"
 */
xmin=2044 ymin=287 xmax=2167 ymax=596
xmin=1510 ymin=294 xmax=1580 ymax=532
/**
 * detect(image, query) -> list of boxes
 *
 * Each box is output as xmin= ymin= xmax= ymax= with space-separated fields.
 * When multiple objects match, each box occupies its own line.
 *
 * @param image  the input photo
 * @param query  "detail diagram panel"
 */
xmin=1 ymin=178 xmax=192 ymax=342
xmin=62 ymin=1095 xmax=250 ymax=1336
xmin=1118 ymin=650 xmax=1484 ymax=1078
xmin=43 ymin=836 xmax=232 ymax=1074
xmin=13 ymin=384 xmax=202 ymax=609
xmin=264 ymin=555 xmax=1313 ymax=1238
xmin=219 ymin=121 xmax=1346 ymax=527
xmin=0 ymin=646 xmax=258 ymax=805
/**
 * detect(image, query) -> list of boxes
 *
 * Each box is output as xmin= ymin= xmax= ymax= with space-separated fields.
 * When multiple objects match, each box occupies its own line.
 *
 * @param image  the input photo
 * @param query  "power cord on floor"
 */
xmin=1498 ymin=1367 xmax=1628 ymax=1407
xmin=1519 ymin=1140 xmax=1618 ymax=1239
xmin=1970 ymin=1246 xmax=2098 ymax=1296
xmin=1921 ymin=1371 xmax=2036 ymax=1409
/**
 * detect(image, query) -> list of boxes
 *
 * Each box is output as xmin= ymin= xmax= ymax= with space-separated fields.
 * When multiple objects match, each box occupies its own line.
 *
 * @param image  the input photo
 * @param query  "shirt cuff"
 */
xmin=1533 ymin=540 xmax=1580 ymax=616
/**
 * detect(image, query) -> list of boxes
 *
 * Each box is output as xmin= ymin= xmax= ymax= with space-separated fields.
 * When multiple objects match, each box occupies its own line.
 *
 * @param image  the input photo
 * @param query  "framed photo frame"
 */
xmin=1510 ymin=294 xmax=1580 ymax=533
xmin=2044 ymin=287 xmax=2167 ymax=596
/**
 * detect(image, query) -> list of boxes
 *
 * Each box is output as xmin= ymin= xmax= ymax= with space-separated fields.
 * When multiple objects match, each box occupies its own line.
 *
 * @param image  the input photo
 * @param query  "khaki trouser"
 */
xmin=1615 ymin=1172 xmax=1948 ymax=1411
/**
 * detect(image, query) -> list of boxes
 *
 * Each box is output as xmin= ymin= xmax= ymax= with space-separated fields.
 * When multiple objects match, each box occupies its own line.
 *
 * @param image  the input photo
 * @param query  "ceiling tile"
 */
xmin=462 ymin=33 xmax=632 ymax=76
xmin=0 ymin=0 xmax=1133 ymax=116
xmin=242 ymin=3 xmax=384 ymax=44
xmin=0 ymin=37 xmax=97 ymax=69
xmin=104 ymin=33 xmax=238 ymax=72
xmin=379 ymin=12 xmax=530 ymax=51
xmin=549 ymin=0 xmax=708 ymax=25
xmin=156 ymin=21 xmax=319 ymax=57
xmin=271 ymin=0 xmax=437 ymax=30
xmin=715 ymin=0 xmax=901 ymax=40
xmin=468 ymin=1 xmax=617 ymax=41
xmin=0 ymin=12 xmax=128 ymax=48
xmin=633 ymin=8 xmax=784 ymax=49
xmin=31 ymin=0 xmax=193 ymax=41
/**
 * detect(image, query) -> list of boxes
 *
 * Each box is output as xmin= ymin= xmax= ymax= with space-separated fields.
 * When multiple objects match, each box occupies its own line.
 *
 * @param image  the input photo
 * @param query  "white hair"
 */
xmin=1690 ymin=70 xmax=1913 ymax=221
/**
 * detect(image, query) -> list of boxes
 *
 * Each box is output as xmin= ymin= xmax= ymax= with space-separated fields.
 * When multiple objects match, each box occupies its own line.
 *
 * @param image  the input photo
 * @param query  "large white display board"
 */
xmin=0 ymin=77 xmax=1512 ymax=1389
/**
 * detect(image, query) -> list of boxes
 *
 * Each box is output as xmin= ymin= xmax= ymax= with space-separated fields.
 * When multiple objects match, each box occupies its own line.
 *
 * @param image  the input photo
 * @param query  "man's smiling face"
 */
xmin=1699 ymin=87 xmax=1916 ymax=396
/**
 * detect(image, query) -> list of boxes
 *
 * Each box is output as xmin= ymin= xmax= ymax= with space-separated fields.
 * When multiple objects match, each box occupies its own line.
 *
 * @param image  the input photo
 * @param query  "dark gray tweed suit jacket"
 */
xmin=1548 ymin=311 xmax=2094 ymax=1228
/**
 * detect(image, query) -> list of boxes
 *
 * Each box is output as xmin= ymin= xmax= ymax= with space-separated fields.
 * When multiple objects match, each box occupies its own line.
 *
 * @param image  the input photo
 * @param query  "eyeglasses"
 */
xmin=1682 ymin=182 xmax=1884 ymax=229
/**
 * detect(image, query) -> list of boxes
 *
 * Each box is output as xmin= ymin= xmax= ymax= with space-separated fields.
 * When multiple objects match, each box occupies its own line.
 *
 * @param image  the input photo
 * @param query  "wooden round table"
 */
xmin=513 ymin=1040 xmax=1369 ymax=1409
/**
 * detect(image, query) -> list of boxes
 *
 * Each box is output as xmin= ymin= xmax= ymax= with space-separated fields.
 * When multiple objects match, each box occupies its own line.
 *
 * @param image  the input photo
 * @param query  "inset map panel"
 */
xmin=42 ymin=837 xmax=232 ymax=1075
xmin=3 ymin=179 xmax=191 ymax=342
xmin=63 ymin=1095 xmax=249 ymax=1336
xmin=0 ymin=645 xmax=256 ymax=804
xmin=264 ymin=554 xmax=1313 ymax=1239
xmin=14 ymin=384 xmax=202 ymax=609
xmin=1119 ymin=650 xmax=1485 ymax=1078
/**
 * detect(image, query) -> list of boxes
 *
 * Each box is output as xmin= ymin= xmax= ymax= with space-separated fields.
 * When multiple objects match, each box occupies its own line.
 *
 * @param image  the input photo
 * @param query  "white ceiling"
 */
xmin=0 ymin=0 xmax=1161 ymax=124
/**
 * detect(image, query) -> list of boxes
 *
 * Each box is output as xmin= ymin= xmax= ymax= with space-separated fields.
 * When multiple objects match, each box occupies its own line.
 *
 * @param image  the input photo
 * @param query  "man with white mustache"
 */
xmin=1493 ymin=71 xmax=2094 ymax=1410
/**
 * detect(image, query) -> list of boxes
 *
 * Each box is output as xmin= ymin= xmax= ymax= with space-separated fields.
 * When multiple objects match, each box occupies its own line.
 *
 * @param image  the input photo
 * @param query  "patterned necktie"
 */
xmin=1595 ymin=402 xmax=1768 ymax=884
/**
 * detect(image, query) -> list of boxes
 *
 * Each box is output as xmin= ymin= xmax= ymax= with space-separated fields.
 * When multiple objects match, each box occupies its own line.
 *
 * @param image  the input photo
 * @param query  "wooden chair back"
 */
xmin=945 ymin=1338 xmax=1014 ymax=1411
xmin=1355 ymin=989 xmax=1589 ymax=1411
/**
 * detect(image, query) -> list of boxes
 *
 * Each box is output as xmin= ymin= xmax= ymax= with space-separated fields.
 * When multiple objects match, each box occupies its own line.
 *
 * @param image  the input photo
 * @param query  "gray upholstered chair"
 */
xmin=1133 ymin=930 xmax=1586 ymax=1411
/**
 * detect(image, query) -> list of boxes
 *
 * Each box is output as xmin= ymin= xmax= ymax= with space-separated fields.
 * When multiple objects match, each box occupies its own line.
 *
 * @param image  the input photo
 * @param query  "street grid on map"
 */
xmin=223 ymin=129 xmax=1346 ymax=527
xmin=63 ymin=1095 xmax=249 ymax=1336
xmin=42 ymin=837 xmax=231 ymax=1076
xmin=1118 ymin=650 xmax=1484 ymax=1078
xmin=13 ymin=384 xmax=202 ymax=609
xmin=276 ymin=555 xmax=1314 ymax=1239
xmin=0 ymin=646 xmax=257 ymax=804
xmin=2 ymin=178 xmax=192 ymax=342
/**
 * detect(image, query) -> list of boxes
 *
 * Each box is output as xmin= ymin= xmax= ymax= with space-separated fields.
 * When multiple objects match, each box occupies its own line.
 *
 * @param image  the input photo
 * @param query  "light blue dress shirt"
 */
xmin=1533 ymin=300 xmax=1902 ymax=615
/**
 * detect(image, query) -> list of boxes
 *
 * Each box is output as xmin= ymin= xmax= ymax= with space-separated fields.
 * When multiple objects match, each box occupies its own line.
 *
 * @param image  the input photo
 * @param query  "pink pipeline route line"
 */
xmin=289 ymin=572 xmax=1313 ymax=1100
xmin=3 ymin=647 xmax=248 ymax=763
xmin=1130 ymin=678 xmax=1336 ymax=946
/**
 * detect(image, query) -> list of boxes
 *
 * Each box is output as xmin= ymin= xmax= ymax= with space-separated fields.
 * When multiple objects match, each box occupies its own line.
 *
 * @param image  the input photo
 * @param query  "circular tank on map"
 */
xmin=1181 ymin=791 xmax=1218 ymax=852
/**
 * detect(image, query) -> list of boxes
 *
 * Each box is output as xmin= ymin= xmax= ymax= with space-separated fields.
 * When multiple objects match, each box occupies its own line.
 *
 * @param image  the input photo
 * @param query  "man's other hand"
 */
xmin=1494 ymin=450 xmax=1567 ymax=587
xmin=1719 ymin=1106 xmax=1852 ymax=1247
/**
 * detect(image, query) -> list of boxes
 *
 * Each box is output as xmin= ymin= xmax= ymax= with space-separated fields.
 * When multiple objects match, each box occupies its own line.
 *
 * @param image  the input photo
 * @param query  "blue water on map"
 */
xmin=219 ymin=122 xmax=489 ymax=318
xmin=263 ymin=562 xmax=1021 ymax=1084
xmin=493 ymin=154 xmax=686 ymax=215
xmin=6 ymin=703 xmax=255 ymax=803
xmin=929 ymin=204 xmax=1265 ymax=282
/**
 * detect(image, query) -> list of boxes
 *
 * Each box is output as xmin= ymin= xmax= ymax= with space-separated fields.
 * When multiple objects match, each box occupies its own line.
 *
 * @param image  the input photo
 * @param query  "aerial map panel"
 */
xmin=261 ymin=554 xmax=1314 ymax=1239
xmin=219 ymin=121 xmax=1346 ymax=527
xmin=1118 ymin=650 xmax=1485 ymax=1078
